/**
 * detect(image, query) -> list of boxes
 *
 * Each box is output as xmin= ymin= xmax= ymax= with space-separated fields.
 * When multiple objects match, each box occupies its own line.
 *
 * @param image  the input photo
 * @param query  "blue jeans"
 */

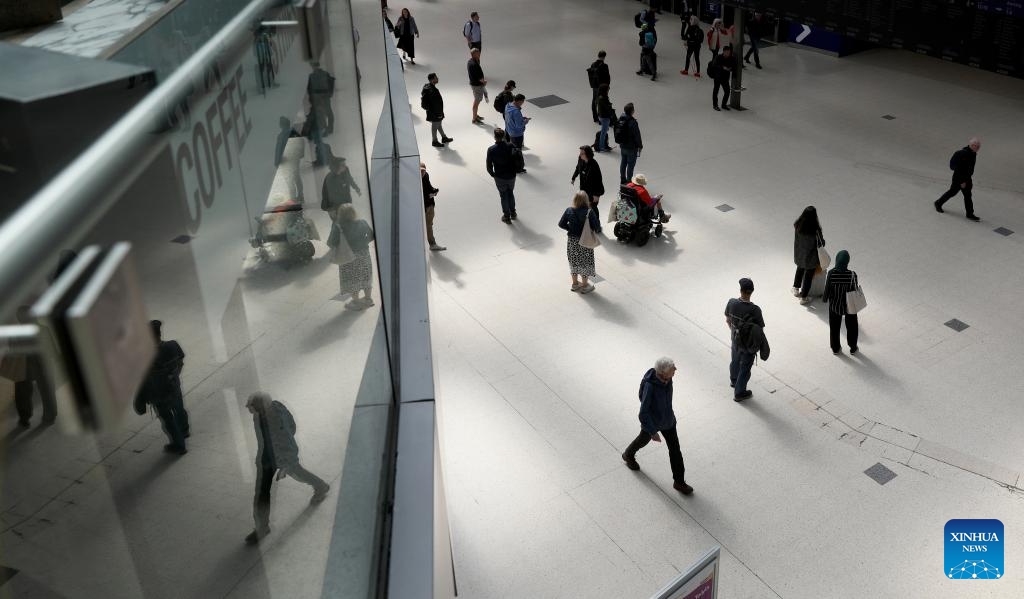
xmin=494 ymin=177 xmax=516 ymax=216
xmin=620 ymin=147 xmax=638 ymax=184
xmin=730 ymin=340 xmax=755 ymax=396
xmin=598 ymin=117 xmax=610 ymax=150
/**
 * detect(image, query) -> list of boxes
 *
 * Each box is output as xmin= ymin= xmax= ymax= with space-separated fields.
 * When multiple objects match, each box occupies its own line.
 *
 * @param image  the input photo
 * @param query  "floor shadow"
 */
xmin=241 ymin=252 xmax=333 ymax=292
xmin=579 ymin=290 xmax=636 ymax=326
xmin=599 ymin=228 xmax=683 ymax=266
xmin=299 ymin=309 xmax=363 ymax=353
xmin=508 ymin=219 xmax=555 ymax=253
xmin=429 ymin=252 xmax=466 ymax=288
xmin=737 ymin=394 xmax=802 ymax=437
xmin=436 ymin=147 xmax=467 ymax=166
xmin=847 ymin=351 xmax=902 ymax=388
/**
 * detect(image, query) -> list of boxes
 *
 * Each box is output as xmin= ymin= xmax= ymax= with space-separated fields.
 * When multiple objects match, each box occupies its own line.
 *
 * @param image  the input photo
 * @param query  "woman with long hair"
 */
xmin=395 ymin=8 xmax=419 ymax=64
xmin=792 ymin=206 xmax=824 ymax=304
xmin=571 ymin=145 xmax=605 ymax=221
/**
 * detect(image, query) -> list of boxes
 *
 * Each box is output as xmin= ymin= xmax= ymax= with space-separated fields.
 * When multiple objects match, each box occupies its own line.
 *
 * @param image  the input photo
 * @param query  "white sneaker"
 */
xmin=790 ymin=287 xmax=800 ymax=297
xmin=799 ymin=296 xmax=812 ymax=305
xmin=429 ymin=243 xmax=447 ymax=251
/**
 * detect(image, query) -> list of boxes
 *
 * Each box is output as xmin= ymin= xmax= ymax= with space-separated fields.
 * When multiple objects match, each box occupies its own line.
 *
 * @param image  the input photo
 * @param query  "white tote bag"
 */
xmin=817 ymin=246 xmax=831 ymax=270
xmin=579 ymin=209 xmax=601 ymax=249
xmin=846 ymin=285 xmax=867 ymax=314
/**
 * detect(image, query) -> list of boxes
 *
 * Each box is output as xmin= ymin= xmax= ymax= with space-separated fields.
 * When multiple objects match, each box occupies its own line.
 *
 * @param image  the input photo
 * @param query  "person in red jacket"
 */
xmin=626 ymin=174 xmax=670 ymax=222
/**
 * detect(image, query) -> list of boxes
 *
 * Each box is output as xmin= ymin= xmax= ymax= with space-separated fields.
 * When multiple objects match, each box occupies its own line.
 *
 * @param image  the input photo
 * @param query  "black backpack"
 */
xmin=634 ymin=11 xmax=644 ymax=28
xmin=494 ymin=90 xmax=512 ymax=114
xmin=613 ymin=116 xmax=629 ymax=145
xmin=734 ymin=312 xmax=762 ymax=355
xmin=511 ymin=146 xmax=525 ymax=172
xmin=586 ymin=64 xmax=599 ymax=88
xmin=420 ymin=87 xmax=429 ymax=111
xmin=949 ymin=152 xmax=958 ymax=170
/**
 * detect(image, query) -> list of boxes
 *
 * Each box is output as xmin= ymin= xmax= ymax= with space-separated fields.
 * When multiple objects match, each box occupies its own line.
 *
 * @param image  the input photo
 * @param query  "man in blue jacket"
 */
xmin=621 ymin=357 xmax=693 ymax=495
xmin=503 ymin=94 xmax=531 ymax=165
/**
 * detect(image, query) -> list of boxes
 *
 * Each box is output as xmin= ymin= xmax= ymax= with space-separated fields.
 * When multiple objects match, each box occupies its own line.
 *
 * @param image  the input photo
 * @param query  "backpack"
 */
xmin=494 ymin=90 xmax=512 ymax=114
xmin=734 ymin=312 xmax=762 ymax=354
xmin=463 ymin=20 xmax=472 ymax=38
xmin=949 ymin=152 xmax=958 ymax=170
xmin=511 ymin=146 xmax=525 ymax=172
xmin=420 ymin=87 xmax=429 ymax=111
xmin=613 ymin=115 xmax=629 ymax=145
xmin=586 ymin=64 xmax=599 ymax=88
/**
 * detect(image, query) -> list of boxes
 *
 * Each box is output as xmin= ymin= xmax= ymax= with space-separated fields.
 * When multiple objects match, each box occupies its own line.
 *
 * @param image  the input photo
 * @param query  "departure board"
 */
xmin=724 ymin=0 xmax=1024 ymax=78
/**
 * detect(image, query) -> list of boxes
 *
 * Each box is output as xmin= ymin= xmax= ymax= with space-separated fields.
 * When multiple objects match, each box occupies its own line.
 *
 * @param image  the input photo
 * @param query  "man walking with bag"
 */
xmin=621 ymin=357 xmax=693 ymax=496
xmin=725 ymin=278 xmax=764 ymax=402
xmin=934 ymin=137 xmax=981 ymax=221
xmin=134 ymin=320 xmax=189 ymax=455
xmin=587 ymin=51 xmax=611 ymax=123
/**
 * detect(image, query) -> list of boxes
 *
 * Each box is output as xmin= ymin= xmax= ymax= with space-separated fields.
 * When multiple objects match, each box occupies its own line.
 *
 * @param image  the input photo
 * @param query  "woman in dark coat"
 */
xmin=395 ymin=8 xmax=419 ymax=63
xmin=792 ymin=205 xmax=824 ymax=304
xmin=571 ymin=145 xmax=605 ymax=221
xmin=822 ymin=250 xmax=860 ymax=354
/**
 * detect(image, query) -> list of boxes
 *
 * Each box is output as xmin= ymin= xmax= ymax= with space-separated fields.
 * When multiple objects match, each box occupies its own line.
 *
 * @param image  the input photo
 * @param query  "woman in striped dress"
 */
xmin=822 ymin=250 xmax=859 ymax=355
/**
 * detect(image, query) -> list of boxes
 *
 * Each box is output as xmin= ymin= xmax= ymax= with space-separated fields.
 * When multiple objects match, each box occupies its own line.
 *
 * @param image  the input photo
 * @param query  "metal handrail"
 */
xmin=0 ymin=0 xmax=281 ymax=318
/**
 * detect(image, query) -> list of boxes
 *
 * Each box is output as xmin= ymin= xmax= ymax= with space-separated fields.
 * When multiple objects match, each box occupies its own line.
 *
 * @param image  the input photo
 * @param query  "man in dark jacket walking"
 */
xmin=725 ymin=278 xmax=764 ymax=402
xmin=588 ymin=51 xmax=611 ymax=123
xmin=710 ymin=45 xmax=737 ymax=111
xmin=744 ymin=11 xmax=767 ymax=69
xmin=134 ymin=320 xmax=189 ymax=455
xmin=621 ymin=357 xmax=693 ymax=496
xmin=486 ymin=129 xmax=522 ymax=223
xmin=421 ymin=73 xmax=453 ymax=148
xmin=618 ymin=103 xmax=643 ymax=184
xmin=934 ymin=138 xmax=981 ymax=221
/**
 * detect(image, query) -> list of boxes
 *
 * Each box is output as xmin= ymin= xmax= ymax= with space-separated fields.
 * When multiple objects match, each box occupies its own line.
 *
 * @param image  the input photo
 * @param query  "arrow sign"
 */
xmin=796 ymin=24 xmax=811 ymax=43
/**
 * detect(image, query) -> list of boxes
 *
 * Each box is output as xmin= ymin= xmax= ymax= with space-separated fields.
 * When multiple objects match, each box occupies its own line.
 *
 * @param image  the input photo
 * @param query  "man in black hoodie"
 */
xmin=934 ymin=138 xmax=981 ymax=221
xmin=621 ymin=357 xmax=693 ymax=495
xmin=486 ymin=128 xmax=523 ymax=223
xmin=421 ymin=73 xmax=453 ymax=148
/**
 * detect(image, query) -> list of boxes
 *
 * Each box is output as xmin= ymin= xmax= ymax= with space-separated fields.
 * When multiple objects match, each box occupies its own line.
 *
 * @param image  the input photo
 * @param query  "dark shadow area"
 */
xmin=579 ymin=291 xmax=636 ymax=327
xmin=435 ymin=147 xmax=467 ymax=166
xmin=599 ymin=229 xmax=683 ymax=266
xmin=240 ymin=251 xmax=334 ymax=292
xmin=739 ymin=395 xmax=802 ymax=437
xmin=300 ymin=309 xmax=364 ymax=353
xmin=507 ymin=219 xmax=554 ymax=253
xmin=847 ymin=351 xmax=903 ymax=389
xmin=429 ymin=252 xmax=466 ymax=288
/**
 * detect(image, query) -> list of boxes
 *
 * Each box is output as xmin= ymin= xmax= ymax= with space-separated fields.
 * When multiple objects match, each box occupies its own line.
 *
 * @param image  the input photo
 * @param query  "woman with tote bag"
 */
xmin=792 ymin=205 xmax=826 ymax=305
xmin=822 ymin=250 xmax=863 ymax=355
xmin=558 ymin=191 xmax=602 ymax=294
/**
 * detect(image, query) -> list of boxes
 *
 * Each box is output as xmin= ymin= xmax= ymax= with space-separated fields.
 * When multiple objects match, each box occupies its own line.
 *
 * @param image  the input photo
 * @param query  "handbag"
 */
xmin=579 ymin=209 xmax=601 ymax=249
xmin=846 ymin=281 xmax=867 ymax=314
xmin=817 ymin=246 xmax=831 ymax=270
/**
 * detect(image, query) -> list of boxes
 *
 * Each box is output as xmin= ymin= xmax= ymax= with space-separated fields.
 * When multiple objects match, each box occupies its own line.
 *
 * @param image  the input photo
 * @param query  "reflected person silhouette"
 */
xmin=133 ymin=320 xmax=189 ymax=455
xmin=306 ymin=62 xmax=336 ymax=163
xmin=328 ymin=205 xmax=375 ymax=310
xmin=245 ymin=392 xmax=330 ymax=545
xmin=1 ymin=306 xmax=57 ymax=428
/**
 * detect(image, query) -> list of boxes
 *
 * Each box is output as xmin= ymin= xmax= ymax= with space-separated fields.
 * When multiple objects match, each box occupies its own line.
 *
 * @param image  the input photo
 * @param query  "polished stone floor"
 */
xmin=402 ymin=0 xmax=1024 ymax=597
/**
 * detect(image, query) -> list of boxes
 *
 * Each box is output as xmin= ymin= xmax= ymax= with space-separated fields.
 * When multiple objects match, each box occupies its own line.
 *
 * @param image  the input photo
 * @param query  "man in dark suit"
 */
xmin=935 ymin=138 xmax=981 ymax=221
xmin=135 ymin=320 xmax=189 ymax=455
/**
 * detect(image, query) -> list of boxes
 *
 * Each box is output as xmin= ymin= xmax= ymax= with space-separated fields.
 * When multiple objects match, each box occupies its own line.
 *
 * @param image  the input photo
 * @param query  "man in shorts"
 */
xmin=467 ymin=48 xmax=487 ymax=123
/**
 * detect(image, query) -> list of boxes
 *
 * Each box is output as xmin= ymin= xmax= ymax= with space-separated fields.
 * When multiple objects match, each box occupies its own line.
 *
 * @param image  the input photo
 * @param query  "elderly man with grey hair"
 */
xmin=244 ymin=392 xmax=330 ymax=545
xmin=621 ymin=357 xmax=693 ymax=495
xmin=935 ymin=137 xmax=981 ymax=221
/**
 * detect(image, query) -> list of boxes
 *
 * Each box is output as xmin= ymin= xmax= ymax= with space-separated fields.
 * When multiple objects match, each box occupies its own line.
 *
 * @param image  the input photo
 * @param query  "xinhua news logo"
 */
xmin=944 ymin=519 xmax=1003 ymax=580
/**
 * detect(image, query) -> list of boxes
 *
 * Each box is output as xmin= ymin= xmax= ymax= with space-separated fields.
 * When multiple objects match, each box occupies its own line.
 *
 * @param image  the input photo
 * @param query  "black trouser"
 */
xmin=745 ymin=37 xmax=761 ymax=65
xmin=684 ymin=46 xmax=701 ymax=72
xmin=153 ymin=391 xmax=189 ymax=449
xmin=793 ymin=267 xmax=815 ymax=298
xmin=713 ymin=76 xmax=731 ymax=107
xmin=591 ymin=87 xmax=599 ymax=122
xmin=640 ymin=49 xmax=657 ymax=75
xmin=623 ymin=425 xmax=685 ymax=483
xmin=935 ymin=179 xmax=974 ymax=216
xmin=14 ymin=359 xmax=57 ymax=425
xmin=829 ymin=312 xmax=859 ymax=352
